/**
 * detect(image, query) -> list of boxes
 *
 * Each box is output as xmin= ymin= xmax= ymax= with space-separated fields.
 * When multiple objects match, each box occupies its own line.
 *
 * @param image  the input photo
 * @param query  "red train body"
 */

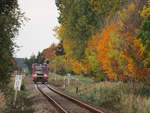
xmin=32 ymin=63 xmax=48 ymax=83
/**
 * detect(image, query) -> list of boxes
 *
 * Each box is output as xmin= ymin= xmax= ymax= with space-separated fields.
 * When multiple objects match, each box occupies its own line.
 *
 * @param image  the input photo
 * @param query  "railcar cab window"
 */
xmin=34 ymin=65 xmax=46 ymax=73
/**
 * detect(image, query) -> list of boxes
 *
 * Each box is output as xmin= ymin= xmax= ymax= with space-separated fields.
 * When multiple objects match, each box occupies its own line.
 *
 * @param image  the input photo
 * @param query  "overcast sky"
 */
xmin=14 ymin=0 xmax=59 ymax=58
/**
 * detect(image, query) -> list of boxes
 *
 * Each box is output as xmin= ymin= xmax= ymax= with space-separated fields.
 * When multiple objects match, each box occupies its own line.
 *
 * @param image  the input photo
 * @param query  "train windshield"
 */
xmin=34 ymin=65 xmax=46 ymax=73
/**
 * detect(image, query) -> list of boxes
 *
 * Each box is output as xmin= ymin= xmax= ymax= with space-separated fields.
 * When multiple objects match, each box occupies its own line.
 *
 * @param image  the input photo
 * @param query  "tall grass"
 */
xmin=119 ymin=93 xmax=150 ymax=113
xmin=74 ymin=82 xmax=150 ymax=113
xmin=48 ymin=74 xmax=150 ymax=113
xmin=0 ymin=92 xmax=6 ymax=113
xmin=1 ymin=86 xmax=34 ymax=113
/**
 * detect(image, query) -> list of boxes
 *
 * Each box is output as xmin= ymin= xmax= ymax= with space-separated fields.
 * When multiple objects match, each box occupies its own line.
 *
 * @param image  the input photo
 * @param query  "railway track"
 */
xmin=36 ymin=84 xmax=113 ymax=113
xmin=36 ymin=84 xmax=67 ymax=113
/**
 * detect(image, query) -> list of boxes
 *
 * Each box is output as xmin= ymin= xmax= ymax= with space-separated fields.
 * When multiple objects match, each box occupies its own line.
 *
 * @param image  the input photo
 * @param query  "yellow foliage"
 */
xmin=53 ymin=26 xmax=67 ymax=40
xmin=71 ymin=59 xmax=88 ymax=75
xmin=118 ymin=3 xmax=135 ymax=20
xmin=127 ymin=64 xmax=134 ymax=73
xmin=107 ymin=73 xmax=117 ymax=79
xmin=140 ymin=0 xmax=150 ymax=18
xmin=120 ymin=51 xmax=133 ymax=63
xmin=121 ymin=34 xmax=149 ymax=79
xmin=63 ymin=39 xmax=74 ymax=57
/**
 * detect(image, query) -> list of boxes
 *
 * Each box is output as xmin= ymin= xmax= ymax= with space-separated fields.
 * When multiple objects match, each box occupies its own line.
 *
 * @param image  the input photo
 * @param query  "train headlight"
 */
xmin=32 ymin=74 xmax=37 ymax=80
xmin=33 ymin=74 xmax=36 ymax=77
xmin=44 ymin=74 xmax=47 ymax=77
xmin=44 ymin=74 xmax=48 ymax=80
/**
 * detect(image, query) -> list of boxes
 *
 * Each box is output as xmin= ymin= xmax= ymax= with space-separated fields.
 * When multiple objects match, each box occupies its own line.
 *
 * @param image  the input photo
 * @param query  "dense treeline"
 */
xmin=42 ymin=0 xmax=150 ymax=81
xmin=0 ymin=0 xmax=23 ymax=86
xmin=24 ymin=52 xmax=45 ymax=74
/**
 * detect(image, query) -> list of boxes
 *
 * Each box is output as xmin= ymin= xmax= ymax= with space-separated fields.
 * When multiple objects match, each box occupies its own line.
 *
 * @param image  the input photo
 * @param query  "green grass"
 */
xmin=72 ymin=75 xmax=93 ymax=84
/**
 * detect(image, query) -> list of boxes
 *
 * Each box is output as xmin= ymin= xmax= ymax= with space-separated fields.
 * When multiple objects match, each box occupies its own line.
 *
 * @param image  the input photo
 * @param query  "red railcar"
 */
xmin=32 ymin=63 xmax=48 ymax=83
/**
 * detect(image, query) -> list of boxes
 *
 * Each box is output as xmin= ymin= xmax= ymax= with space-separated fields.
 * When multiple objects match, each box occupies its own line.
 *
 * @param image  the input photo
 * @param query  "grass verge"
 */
xmin=48 ymin=73 xmax=150 ymax=113
xmin=0 ymin=75 xmax=34 ymax=113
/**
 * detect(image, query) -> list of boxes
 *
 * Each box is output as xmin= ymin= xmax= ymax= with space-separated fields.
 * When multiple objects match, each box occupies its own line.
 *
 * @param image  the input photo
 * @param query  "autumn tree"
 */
xmin=53 ymin=0 xmax=150 ymax=81
xmin=84 ymin=34 xmax=105 ymax=80
xmin=95 ymin=23 xmax=149 ymax=81
xmin=140 ymin=0 xmax=150 ymax=18
xmin=95 ymin=1 xmax=150 ymax=80
xmin=42 ymin=44 xmax=56 ymax=61
xmin=96 ymin=24 xmax=120 ymax=80
xmin=55 ymin=0 xmax=123 ymax=59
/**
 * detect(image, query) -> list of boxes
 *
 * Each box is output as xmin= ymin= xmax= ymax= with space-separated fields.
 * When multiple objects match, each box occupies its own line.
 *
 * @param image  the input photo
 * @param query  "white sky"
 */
xmin=14 ymin=0 xmax=59 ymax=58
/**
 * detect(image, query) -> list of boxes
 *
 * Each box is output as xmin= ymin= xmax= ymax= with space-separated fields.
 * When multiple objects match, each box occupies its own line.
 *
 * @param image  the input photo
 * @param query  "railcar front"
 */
xmin=32 ymin=63 xmax=48 ymax=83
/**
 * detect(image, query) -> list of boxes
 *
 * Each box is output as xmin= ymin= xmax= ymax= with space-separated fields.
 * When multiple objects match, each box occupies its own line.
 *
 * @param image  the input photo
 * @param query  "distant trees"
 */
xmin=0 ymin=0 xmax=24 ymax=86
xmin=42 ymin=43 xmax=72 ymax=74
xmin=55 ymin=0 xmax=117 ymax=59
xmin=24 ymin=52 xmax=45 ymax=74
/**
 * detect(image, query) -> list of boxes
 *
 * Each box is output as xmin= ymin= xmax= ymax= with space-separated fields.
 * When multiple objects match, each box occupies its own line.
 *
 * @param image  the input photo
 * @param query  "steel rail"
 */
xmin=36 ymin=84 xmax=68 ymax=113
xmin=46 ymin=84 xmax=107 ymax=113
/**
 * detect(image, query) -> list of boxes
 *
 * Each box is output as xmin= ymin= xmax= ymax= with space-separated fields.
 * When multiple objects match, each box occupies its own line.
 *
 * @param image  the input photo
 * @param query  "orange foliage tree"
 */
xmin=96 ymin=23 xmax=150 ymax=81
xmin=42 ymin=44 xmax=56 ymax=61
xmin=85 ymin=33 xmax=105 ymax=79
xmin=71 ymin=59 xmax=88 ymax=75
xmin=96 ymin=24 xmax=120 ymax=79
xmin=120 ymin=33 xmax=149 ymax=79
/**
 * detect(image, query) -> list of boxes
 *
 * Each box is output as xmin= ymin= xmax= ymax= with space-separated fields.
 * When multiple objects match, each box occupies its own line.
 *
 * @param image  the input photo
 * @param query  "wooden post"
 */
xmin=54 ymin=63 xmax=57 ymax=81
xmin=76 ymin=87 xmax=79 ymax=94
xmin=13 ymin=89 xmax=18 ymax=106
